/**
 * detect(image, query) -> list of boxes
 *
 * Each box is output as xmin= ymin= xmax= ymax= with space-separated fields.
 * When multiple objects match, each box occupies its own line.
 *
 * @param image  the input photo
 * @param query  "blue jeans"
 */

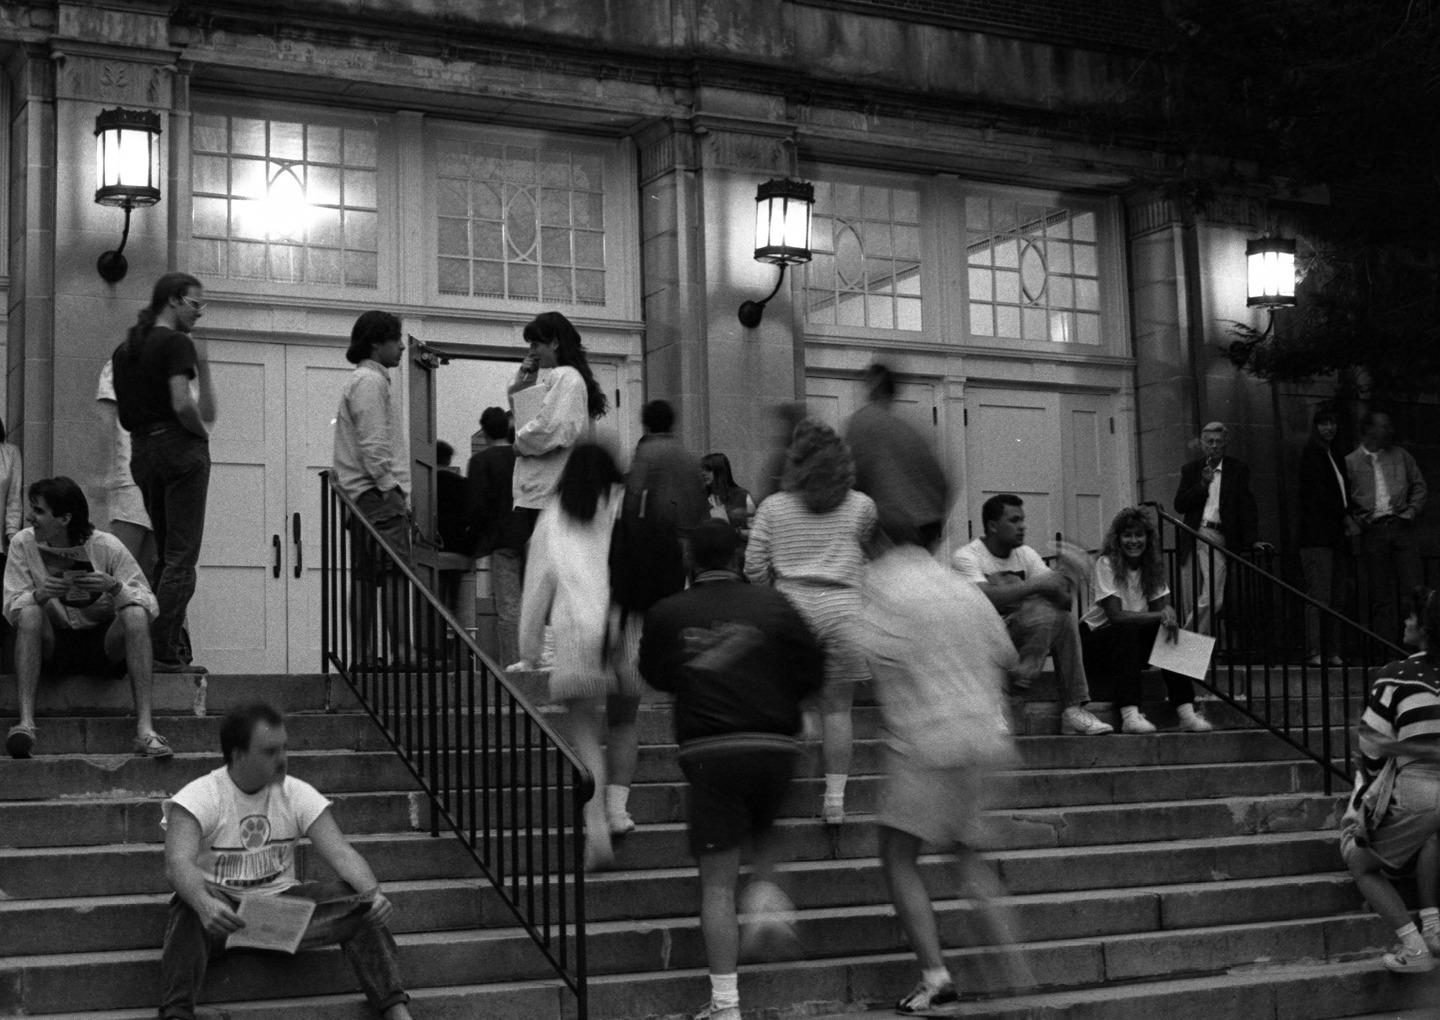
xmin=158 ymin=880 xmax=408 ymax=1019
xmin=130 ymin=426 xmax=209 ymax=664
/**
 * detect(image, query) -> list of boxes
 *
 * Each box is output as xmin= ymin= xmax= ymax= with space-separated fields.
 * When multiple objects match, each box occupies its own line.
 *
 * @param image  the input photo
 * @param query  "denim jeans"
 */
xmin=1359 ymin=518 xmax=1423 ymax=646
xmin=158 ymin=881 xmax=408 ymax=1019
xmin=490 ymin=547 xmax=523 ymax=667
xmin=130 ymin=426 xmax=209 ymax=664
xmin=1080 ymin=618 xmax=1194 ymax=708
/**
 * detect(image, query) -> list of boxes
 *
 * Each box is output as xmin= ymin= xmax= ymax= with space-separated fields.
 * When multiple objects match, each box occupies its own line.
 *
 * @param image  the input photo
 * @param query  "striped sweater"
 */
xmin=1357 ymin=653 xmax=1440 ymax=784
xmin=744 ymin=489 xmax=877 ymax=591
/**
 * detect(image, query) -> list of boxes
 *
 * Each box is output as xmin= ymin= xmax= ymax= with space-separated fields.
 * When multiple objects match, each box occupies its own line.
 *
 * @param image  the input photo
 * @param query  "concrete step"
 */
xmin=1 ymin=829 xmax=1343 ymax=907
xmin=0 ymin=905 xmax=1398 ymax=1016
xmin=0 ymin=875 xmax=1382 ymax=1014
xmin=0 ymin=674 xmax=357 ymax=717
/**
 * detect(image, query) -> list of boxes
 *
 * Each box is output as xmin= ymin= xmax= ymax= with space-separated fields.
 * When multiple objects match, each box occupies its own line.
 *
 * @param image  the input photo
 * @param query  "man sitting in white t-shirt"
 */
xmin=159 ymin=702 xmax=413 ymax=1020
xmin=951 ymin=493 xmax=1112 ymax=736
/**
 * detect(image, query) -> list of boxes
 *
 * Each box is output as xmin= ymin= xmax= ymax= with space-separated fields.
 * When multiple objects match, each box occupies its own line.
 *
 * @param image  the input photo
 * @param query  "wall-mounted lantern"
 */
xmin=738 ymin=178 xmax=815 ymax=328
xmin=1245 ymin=235 xmax=1296 ymax=309
xmin=94 ymin=107 xmax=163 ymax=283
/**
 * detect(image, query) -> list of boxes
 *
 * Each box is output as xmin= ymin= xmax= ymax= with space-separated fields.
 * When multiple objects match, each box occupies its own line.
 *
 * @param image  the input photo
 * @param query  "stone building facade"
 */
xmin=0 ymin=0 xmax=1285 ymax=671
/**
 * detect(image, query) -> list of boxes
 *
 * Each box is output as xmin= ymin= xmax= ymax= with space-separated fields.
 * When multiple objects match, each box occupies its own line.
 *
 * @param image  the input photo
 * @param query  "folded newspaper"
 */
xmin=227 ymin=894 xmax=317 ymax=954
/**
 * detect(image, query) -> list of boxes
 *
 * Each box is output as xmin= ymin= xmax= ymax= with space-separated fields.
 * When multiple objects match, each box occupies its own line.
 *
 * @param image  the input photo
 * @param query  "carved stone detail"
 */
xmin=56 ymin=53 xmax=173 ymax=106
xmin=639 ymin=127 xmax=698 ymax=184
xmin=1125 ymin=194 xmax=1179 ymax=239
xmin=699 ymin=130 xmax=788 ymax=174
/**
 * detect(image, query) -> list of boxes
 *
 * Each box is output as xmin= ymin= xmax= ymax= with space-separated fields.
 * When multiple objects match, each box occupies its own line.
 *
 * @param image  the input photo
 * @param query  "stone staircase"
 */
xmin=2 ymin=669 xmax=1437 ymax=1020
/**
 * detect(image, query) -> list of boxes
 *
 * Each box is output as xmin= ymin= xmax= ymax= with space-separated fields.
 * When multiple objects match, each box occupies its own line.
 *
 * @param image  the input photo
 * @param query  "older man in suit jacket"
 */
xmin=1173 ymin=422 xmax=1265 ymax=635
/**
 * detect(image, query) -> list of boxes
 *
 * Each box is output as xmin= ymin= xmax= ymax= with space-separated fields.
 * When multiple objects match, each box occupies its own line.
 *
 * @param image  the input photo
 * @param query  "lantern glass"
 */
xmin=1246 ymin=236 xmax=1296 ymax=308
xmin=752 ymin=178 xmax=814 ymax=266
xmin=94 ymin=108 xmax=162 ymax=208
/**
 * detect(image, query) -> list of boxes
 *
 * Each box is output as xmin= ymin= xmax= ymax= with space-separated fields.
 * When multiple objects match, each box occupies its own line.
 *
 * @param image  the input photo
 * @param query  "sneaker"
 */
xmin=5 ymin=723 xmax=36 ymax=759
xmin=1060 ymin=706 xmax=1113 ymax=736
xmin=821 ymin=793 xmax=845 ymax=825
xmin=1383 ymin=941 xmax=1437 ymax=973
xmin=896 ymin=978 xmax=959 ymax=1014
xmin=607 ymin=810 xmax=635 ymax=836
xmin=1176 ymin=709 xmax=1214 ymax=733
xmin=693 ymin=1001 xmax=741 ymax=1020
xmin=134 ymin=732 xmax=175 ymax=759
xmin=739 ymin=880 xmax=798 ymax=960
xmin=1327 ymin=654 xmax=1346 ymax=667
xmin=1121 ymin=711 xmax=1157 ymax=734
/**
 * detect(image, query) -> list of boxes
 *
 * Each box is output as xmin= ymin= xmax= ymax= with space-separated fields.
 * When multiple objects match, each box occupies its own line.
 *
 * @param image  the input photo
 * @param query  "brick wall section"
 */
xmin=804 ymin=0 xmax=1169 ymax=52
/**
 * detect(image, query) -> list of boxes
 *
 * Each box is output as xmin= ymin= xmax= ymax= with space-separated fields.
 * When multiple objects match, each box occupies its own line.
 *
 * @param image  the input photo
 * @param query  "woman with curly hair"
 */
xmin=1079 ymin=507 xmax=1211 ymax=733
xmin=509 ymin=311 xmax=608 ymax=522
xmin=746 ymin=420 xmax=877 ymax=824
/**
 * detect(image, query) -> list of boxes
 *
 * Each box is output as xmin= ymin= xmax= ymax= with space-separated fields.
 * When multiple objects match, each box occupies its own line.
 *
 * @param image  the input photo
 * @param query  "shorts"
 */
xmin=49 ymin=623 xmax=125 ymax=677
xmin=779 ymin=584 xmax=868 ymax=687
xmin=1341 ymin=766 xmax=1440 ymax=875
xmin=877 ymin=747 xmax=994 ymax=849
xmin=679 ymin=741 xmax=798 ymax=856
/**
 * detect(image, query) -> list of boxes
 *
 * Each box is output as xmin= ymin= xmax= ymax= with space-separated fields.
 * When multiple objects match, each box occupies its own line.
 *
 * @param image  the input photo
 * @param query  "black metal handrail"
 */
xmin=1144 ymin=502 xmax=1406 ymax=793
xmin=319 ymin=471 xmax=591 ymax=1017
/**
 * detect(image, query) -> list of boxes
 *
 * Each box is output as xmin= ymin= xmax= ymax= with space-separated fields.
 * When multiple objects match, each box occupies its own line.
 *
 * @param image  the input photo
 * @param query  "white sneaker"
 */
xmin=1384 ymin=941 xmax=1436 ymax=973
xmin=1060 ymin=705 xmax=1114 ymax=735
xmin=607 ymin=810 xmax=635 ymax=836
xmin=1176 ymin=706 xmax=1214 ymax=732
xmin=1121 ymin=710 xmax=1157 ymax=734
xmin=694 ymin=1001 xmax=742 ymax=1020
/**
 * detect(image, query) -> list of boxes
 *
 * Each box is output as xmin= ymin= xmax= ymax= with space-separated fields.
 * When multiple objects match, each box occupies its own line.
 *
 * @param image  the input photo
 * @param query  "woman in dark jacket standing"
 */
xmin=1299 ymin=407 xmax=1351 ymax=665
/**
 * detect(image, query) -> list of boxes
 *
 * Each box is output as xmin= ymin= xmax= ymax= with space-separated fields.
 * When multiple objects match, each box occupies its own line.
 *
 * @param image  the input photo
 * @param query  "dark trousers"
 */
xmin=159 ymin=880 xmax=408 ymax=1020
xmin=130 ymin=427 xmax=210 ymax=664
xmin=1080 ymin=619 xmax=1194 ymax=708
xmin=1359 ymin=517 xmax=1423 ymax=646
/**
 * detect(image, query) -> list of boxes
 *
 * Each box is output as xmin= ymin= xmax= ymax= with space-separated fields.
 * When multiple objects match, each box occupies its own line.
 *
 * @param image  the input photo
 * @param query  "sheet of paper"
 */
xmin=1147 ymin=627 xmax=1216 ymax=681
xmin=227 ymin=894 xmax=317 ymax=955
xmin=510 ymin=380 xmax=546 ymax=427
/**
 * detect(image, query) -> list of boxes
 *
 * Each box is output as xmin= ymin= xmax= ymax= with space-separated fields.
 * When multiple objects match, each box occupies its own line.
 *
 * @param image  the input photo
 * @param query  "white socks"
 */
xmin=1398 ymin=921 xmax=1426 ymax=954
xmin=605 ymin=784 xmax=629 ymax=816
xmin=824 ymin=774 xmax=847 ymax=800
xmin=709 ymin=972 xmax=739 ymax=1009
xmin=922 ymin=966 xmax=952 ymax=990
xmin=1421 ymin=907 xmax=1440 ymax=939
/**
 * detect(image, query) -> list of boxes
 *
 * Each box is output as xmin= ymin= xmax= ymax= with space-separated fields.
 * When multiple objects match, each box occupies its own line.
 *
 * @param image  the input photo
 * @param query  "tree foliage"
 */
xmin=1131 ymin=1 xmax=1440 ymax=391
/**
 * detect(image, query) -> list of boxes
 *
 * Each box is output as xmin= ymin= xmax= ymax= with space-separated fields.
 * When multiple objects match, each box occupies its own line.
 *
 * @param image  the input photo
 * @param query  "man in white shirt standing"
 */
xmin=952 ymin=494 xmax=1113 ymax=735
xmin=331 ymin=311 xmax=412 ymax=665
xmin=1345 ymin=410 xmax=1427 ymax=646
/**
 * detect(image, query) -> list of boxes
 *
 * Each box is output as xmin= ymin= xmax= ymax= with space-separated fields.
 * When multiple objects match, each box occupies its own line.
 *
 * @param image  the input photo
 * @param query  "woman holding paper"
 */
xmin=1079 ymin=507 xmax=1212 ymax=734
xmin=509 ymin=312 xmax=608 ymax=519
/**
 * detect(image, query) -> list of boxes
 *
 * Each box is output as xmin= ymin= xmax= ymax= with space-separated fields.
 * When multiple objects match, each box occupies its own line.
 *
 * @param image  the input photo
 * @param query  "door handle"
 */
xmin=272 ymin=534 xmax=281 ymax=579
xmin=292 ymin=512 xmax=303 ymax=578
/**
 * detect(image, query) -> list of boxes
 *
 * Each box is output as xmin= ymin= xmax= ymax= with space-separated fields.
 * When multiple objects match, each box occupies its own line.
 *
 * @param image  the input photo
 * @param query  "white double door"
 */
xmin=187 ymin=340 xmax=354 ymax=674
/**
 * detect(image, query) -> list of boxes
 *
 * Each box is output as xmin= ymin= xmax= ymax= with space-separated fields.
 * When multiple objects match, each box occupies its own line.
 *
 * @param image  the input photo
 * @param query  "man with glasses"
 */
xmin=112 ymin=273 xmax=216 ymax=674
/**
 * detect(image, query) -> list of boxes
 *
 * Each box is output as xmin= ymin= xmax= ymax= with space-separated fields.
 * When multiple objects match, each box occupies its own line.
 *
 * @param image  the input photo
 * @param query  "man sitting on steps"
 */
xmin=951 ymin=493 xmax=1113 ymax=736
xmin=159 ymin=701 xmax=414 ymax=1020
xmin=3 ymin=476 xmax=171 ymax=759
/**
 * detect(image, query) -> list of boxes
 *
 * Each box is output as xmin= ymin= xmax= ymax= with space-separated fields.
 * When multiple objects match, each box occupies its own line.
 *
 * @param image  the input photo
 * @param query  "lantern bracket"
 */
xmin=97 ymin=203 xmax=135 ymax=284
xmin=737 ymin=263 xmax=790 ymax=329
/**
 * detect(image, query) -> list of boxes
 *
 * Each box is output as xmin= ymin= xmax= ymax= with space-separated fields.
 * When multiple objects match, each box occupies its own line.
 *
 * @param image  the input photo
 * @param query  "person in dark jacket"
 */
xmin=465 ymin=407 xmax=530 ymax=668
xmin=1298 ymin=408 xmax=1351 ymax=665
xmin=434 ymin=441 xmax=470 ymax=556
xmin=639 ymin=520 xmax=823 ymax=1020
xmin=1172 ymin=421 xmax=1266 ymax=634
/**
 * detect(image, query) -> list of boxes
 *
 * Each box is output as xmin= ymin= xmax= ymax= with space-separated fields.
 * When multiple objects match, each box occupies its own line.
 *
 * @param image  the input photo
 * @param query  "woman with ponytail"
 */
xmin=109 ymin=272 xmax=216 ymax=673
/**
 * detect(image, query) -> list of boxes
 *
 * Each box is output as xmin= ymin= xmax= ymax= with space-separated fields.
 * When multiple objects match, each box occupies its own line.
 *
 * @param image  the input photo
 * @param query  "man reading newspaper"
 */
xmin=159 ymin=702 xmax=413 ymax=1020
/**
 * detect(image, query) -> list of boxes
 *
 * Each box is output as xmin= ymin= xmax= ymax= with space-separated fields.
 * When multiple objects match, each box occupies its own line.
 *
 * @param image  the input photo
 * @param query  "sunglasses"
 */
xmin=181 ymin=296 xmax=208 ymax=312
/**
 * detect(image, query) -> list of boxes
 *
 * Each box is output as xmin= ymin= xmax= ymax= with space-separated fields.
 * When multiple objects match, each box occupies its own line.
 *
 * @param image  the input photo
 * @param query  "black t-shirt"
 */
xmin=111 ymin=326 xmax=197 ymax=431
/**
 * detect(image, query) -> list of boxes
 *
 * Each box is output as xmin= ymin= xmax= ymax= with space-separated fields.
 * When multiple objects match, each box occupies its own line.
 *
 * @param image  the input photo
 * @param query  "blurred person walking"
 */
xmin=515 ymin=443 xmax=634 ymax=870
xmin=746 ymin=420 xmax=876 ymax=824
xmin=844 ymin=362 xmax=949 ymax=550
xmin=856 ymin=526 xmax=1032 ymax=1012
